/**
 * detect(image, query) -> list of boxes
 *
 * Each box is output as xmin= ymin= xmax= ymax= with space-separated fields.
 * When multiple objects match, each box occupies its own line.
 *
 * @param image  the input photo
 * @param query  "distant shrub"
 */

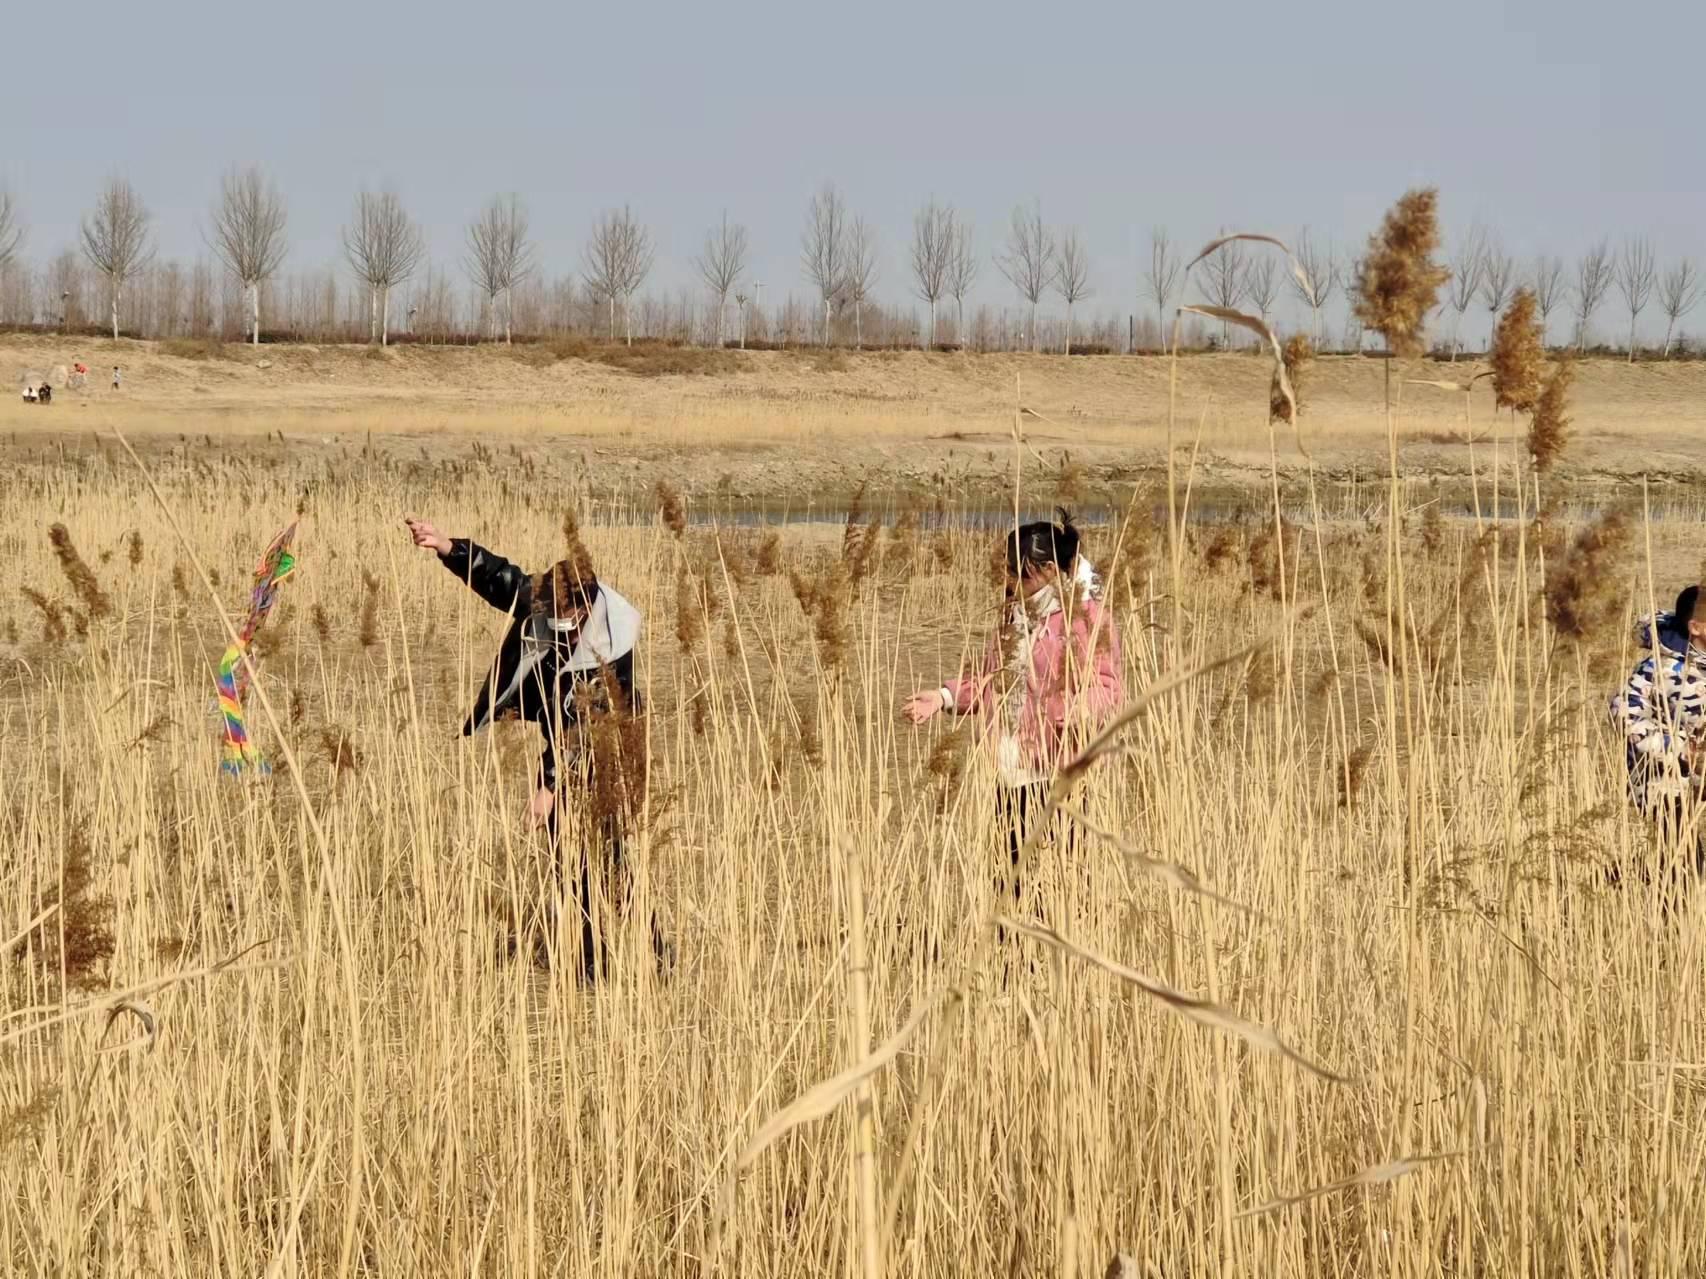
xmin=160 ymin=336 xmax=230 ymax=360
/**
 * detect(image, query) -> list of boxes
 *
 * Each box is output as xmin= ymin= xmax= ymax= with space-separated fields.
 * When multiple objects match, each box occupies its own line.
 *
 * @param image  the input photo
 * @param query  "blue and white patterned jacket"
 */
xmin=1609 ymin=612 xmax=1706 ymax=812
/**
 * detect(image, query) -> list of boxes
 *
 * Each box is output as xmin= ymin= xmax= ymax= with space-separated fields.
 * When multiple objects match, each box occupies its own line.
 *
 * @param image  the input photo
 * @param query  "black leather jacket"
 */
xmin=441 ymin=539 xmax=637 ymax=790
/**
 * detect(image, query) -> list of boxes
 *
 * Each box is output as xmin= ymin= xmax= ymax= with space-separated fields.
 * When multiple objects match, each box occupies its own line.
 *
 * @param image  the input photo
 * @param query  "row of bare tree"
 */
xmin=2 ymin=177 xmax=1702 ymax=356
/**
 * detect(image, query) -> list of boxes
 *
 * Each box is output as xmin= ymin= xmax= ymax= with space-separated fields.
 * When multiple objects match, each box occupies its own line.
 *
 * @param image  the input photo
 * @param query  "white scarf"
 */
xmin=547 ymin=583 xmax=643 ymax=672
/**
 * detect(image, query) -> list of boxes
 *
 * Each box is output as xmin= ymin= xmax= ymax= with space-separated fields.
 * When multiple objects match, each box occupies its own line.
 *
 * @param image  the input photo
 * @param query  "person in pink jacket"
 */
xmin=903 ymin=511 xmax=1125 ymax=902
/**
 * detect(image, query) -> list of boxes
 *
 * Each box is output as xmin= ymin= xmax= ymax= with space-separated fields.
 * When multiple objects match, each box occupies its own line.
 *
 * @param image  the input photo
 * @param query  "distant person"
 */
xmin=112 ymin=366 xmax=122 ymax=391
xmin=72 ymin=360 xmax=88 ymax=376
xmin=37 ymin=384 xmax=50 ymax=405
xmin=902 ymin=510 xmax=1124 ymax=907
xmin=21 ymin=384 xmax=36 ymax=403
xmin=1609 ymin=584 xmax=1706 ymax=896
xmin=404 ymin=515 xmax=664 ymax=982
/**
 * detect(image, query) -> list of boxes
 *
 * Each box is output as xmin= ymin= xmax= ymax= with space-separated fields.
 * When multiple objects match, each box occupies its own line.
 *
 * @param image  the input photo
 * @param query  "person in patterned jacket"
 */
xmin=1608 ymin=583 xmax=1706 ymax=883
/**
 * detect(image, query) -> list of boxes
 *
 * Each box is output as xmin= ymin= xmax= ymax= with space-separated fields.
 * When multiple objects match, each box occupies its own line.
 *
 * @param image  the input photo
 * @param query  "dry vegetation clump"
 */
xmin=1545 ymin=507 xmax=1633 ymax=646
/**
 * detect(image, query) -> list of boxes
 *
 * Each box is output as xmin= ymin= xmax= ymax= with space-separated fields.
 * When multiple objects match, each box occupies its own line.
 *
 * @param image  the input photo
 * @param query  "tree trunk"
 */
xmin=252 ymin=282 xmax=261 ymax=345
xmin=715 ymin=295 xmax=724 ymax=348
xmin=111 ymin=285 xmax=119 ymax=341
xmin=739 ymin=302 xmax=746 ymax=350
xmin=824 ymin=298 xmax=831 ymax=347
xmin=369 ymin=286 xmax=378 ymax=344
xmin=1029 ymin=300 xmax=1037 ymax=352
xmin=625 ymin=295 xmax=633 ymax=347
xmin=1629 ymin=314 xmax=1638 ymax=364
xmin=957 ymin=296 xmax=965 ymax=349
xmin=1065 ymin=302 xmax=1073 ymax=356
xmin=854 ymin=300 xmax=862 ymax=350
xmin=1664 ymin=317 xmax=1676 ymax=359
xmin=504 ymin=287 xmax=513 ymax=345
xmin=381 ymin=287 xmax=390 ymax=347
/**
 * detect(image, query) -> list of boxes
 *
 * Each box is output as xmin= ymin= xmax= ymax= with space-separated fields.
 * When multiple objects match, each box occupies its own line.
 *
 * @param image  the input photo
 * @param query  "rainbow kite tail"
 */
xmin=217 ymin=644 xmax=263 ymax=775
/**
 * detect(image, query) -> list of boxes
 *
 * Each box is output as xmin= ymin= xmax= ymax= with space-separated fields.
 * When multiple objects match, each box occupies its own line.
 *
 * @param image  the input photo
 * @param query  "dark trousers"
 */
xmin=1610 ymin=798 xmax=1706 ymax=911
xmin=544 ymin=803 xmax=667 ymax=983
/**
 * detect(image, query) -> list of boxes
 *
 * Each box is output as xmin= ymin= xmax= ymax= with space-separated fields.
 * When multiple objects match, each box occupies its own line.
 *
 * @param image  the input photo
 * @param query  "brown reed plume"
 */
xmin=34 ymin=810 xmax=114 ymax=990
xmin=1271 ymin=335 xmax=1314 ymax=424
xmin=675 ymin=566 xmax=704 ymax=650
xmin=1352 ymin=188 xmax=1450 ymax=357
xmin=170 ymin=562 xmax=189 ymax=602
xmin=126 ymin=530 xmax=144 ymax=568
xmin=1527 ymin=359 xmax=1573 ymax=474
xmin=1489 ymin=287 xmax=1544 ymax=414
xmin=1545 ymin=507 xmax=1631 ymax=643
xmin=358 ymin=572 xmax=381 ymax=649
xmin=311 ymin=603 xmax=332 ymax=643
xmin=47 ymin=525 xmax=112 ymax=619
xmin=755 ymin=530 xmax=782 ymax=576
xmin=317 ymin=727 xmax=364 ymax=778
xmin=656 ymin=482 xmax=687 ymax=539
xmin=20 ymin=588 xmax=66 ymax=643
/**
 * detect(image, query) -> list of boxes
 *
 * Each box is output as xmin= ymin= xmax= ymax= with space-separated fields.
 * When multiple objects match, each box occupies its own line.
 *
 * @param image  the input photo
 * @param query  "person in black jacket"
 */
xmin=406 ymin=516 xmax=655 ymax=980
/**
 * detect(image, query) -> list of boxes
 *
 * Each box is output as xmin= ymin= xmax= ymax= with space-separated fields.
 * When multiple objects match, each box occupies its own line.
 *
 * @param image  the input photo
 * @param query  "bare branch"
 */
xmin=81 ymin=177 xmax=155 ymax=339
xmin=1615 ymin=235 xmax=1657 ymax=362
xmin=207 ymin=167 xmax=288 ymax=344
xmin=1481 ymin=238 xmax=1515 ymax=324
xmin=465 ymin=194 xmax=533 ymax=343
xmin=1246 ymin=256 xmax=1280 ymax=324
xmin=844 ymin=216 xmax=878 ymax=350
xmin=945 ymin=220 xmax=979 ymax=349
xmin=582 ymin=205 xmax=654 ymax=346
xmin=1288 ymin=229 xmax=1338 ymax=346
xmin=1530 ymin=255 xmax=1566 ymax=340
xmin=1053 ymin=229 xmax=1091 ymax=355
xmin=1195 ymin=234 xmax=1247 ymax=347
xmin=801 ymin=183 xmax=849 ymax=345
xmin=996 ymin=202 xmax=1056 ymax=351
xmin=342 ymin=189 xmax=425 ymax=346
xmin=0 ymin=187 xmax=22 ymax=270
xmin=910 ymin=201 xmax=954 ymax=349
xmin=694 ymin=212 xmax=748 ymax=347
xmin=1445 ymin=225 xmax=1487 ymax=359
xmin=1571 ymin=239 xmax=1613 ymax=351
xmin=1658 ymin=258 xmax=1703 ymax=358
xmin=1142 ymin=228 xmax=1184 ymax=352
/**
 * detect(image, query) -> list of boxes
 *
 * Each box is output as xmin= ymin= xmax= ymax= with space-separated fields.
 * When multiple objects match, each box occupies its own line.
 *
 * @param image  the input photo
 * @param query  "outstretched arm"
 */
xmin=406 ymin=517 xmax=532 ymax=616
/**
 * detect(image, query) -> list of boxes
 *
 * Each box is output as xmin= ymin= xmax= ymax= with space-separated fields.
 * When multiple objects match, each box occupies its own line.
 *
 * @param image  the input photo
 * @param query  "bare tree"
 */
xmin=465 ymin=194 xmax=532 ymax=344
xmin=694 ymin=212 xmax=747 ymax=348
xmin=844 ymin=216 xmax=878 ymax=350
xmin=582 ymin=206 xmax=654 ymax=345
xmin=801 ymin=183 xmax=849 ymax=346
xmin=1531 ymin=255 xmax=1566 ymax=345
xmin=0 ymin=187 xmax=21 ymax=271
xmin=341 ymin=189 xmax=425 ymax=346
xmin=996 ymin=202 xmax=1056 ymax=351
xmin=1658 ymin=259 xmax=1703 ymax=358
xmin=80 ymin=177 xmax=154 ymax=340
xmin=1445 ymin=225 xmax=1487 ymax=360
xmin=1290 ymin=229 xmax=1338 ymax=347
xmin=1481 ymin=238 xmax=1516 ymax=337
xmin=207 ymin=168 xmax=287 ymax=344
xmin=1142 ymin=227 xmax=1183 ymax=351
xmin=910 ymin=201 xmax=954 ymax=349
xmin=1571 ymin=239 xmax=1613 ymax=351
xmin=1053 ymin=229 xmax=1092 ymax=355
xmin=1245 ymin=255 xmax=1280 ymax=329
xmin=1196 ymin=235 xmax=1247 ymax=347
xmin=945 ymin=220 xmax=978 ymax=349
xmin=1615 ymin=235 xmax=1657 ymax=362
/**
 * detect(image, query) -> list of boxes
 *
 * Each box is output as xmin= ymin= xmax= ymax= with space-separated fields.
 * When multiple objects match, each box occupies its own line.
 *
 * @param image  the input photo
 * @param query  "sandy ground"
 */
xmin=4 ymin=333 xmax=1704 ymax=505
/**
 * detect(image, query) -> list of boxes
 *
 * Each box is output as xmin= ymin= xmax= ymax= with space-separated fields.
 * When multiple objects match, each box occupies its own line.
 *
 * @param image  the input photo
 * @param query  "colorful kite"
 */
xmin=217 ymin=521 xmax=298 ymax=775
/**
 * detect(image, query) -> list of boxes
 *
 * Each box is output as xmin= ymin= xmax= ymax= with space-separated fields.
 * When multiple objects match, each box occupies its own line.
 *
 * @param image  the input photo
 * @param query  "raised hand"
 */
xmin=404 ymin=517 xmax=452 ymax=555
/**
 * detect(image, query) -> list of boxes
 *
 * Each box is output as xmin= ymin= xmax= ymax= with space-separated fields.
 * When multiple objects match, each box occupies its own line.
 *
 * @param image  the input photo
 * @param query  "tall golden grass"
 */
xmin=3 ymin=297 xmax=1706 ymax=1276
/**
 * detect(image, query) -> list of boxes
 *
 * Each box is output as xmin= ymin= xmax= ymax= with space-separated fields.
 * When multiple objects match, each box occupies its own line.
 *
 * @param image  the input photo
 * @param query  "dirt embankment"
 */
xmin=5 ymin=334 xmax=1705 ymax=506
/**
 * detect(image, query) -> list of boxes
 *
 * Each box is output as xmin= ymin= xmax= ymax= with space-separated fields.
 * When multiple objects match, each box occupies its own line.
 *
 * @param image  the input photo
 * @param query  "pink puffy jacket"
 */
xmin=943 ymin=598 xmax=1126 ymax=775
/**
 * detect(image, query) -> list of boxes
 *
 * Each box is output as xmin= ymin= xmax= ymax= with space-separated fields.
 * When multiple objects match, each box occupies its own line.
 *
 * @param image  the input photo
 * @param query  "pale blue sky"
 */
xmin=8 ymin=0 xmax=1703 ymax=338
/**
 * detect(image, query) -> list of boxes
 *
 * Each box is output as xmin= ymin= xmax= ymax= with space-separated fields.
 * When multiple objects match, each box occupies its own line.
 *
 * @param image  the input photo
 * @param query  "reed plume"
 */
xmin=1352 ymin=187 xmax=1450 ymax=357
xmin=1545 ymin=507 xmax=1630 ymax=643
xmin=1528 ymin=359 xmax=1573 ymax=474
xmin=47 ymin=525 xmax=112 ymax=619
xmin=1489 ymin=287 xmax=1544 ymax=414
xmin=656 ymin=482 xmax=687 ymax=539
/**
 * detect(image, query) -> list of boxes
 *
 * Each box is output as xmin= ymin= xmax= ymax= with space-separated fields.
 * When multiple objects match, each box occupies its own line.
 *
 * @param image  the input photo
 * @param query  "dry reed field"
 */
xmin=6 ymin=225 xmax=1706 ymax=1275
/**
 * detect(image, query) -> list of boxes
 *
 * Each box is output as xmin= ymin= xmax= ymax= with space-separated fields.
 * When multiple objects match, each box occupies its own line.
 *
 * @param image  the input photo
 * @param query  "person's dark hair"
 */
xmin=1677 ymin=584 xmax=1700 ymax=629
xmin=533 ymin=555 xmax=599 ymax=619
xmin=1005 ymin=508 xmax=1080 ymax=579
